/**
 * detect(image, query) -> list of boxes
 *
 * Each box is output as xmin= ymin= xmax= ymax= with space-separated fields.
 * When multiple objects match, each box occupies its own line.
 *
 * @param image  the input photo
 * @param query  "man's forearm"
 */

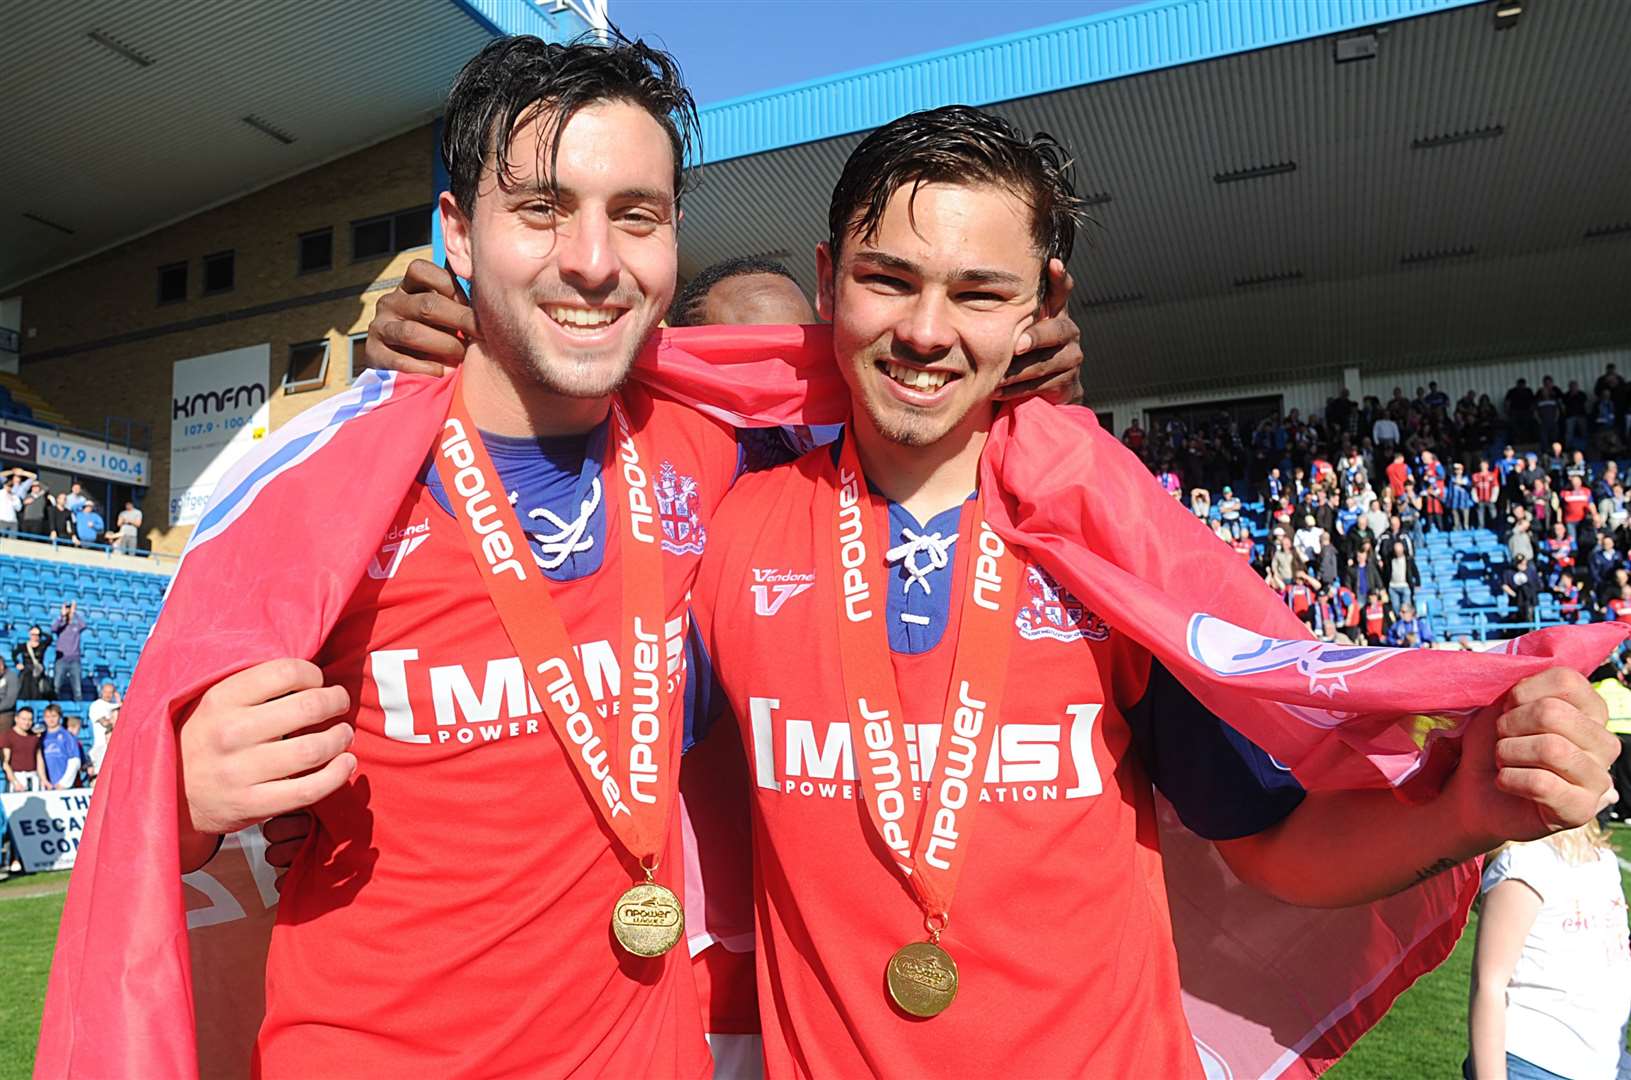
xmin=1216 ymin=789 xmax=1495 ymax=908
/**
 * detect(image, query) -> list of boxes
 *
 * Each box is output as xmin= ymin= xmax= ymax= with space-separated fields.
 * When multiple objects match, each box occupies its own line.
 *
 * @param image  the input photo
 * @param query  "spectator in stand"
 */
xmin=106 ymin=500 xmax=142 ymax=555
xmin=1562 ymin=378 xmax=1590 ymax=449
xmin=1592 ymin=459 xmax=1619 ymax=504
xmin=1534 ymin=375 xmax=1563 ymax=447
xmin=1420 ymin=452 xmax=1447 ymax=531
xmin=1502 ymin=554 xmax=1541 ymax=625
xmin=1447 ymin=462 xmax=1475 ymax=531
xmin=1267 ymin=532 xmax=1297 ymax=589
xmin=1345 ymin=543 xmax=1377 ymax=600
xmin=1363 ymin=496 xmax=1390 ymax=540
xmin=39 ymin=704 xmax=83 ymax=790
xmin=1189 ymin=487 xmax=1211 ymax=524
xmin=12 ymin=625 xmax=52 ymax=700
xmin=1294 ymin=514 xmax=1323 ymax=565
xmin=0 ymin=467 xmax=25 ymax=539
xmin=1608 ymin=585 xmax=1631 ymax=623
xmin=1423 ymin=380 xmax=1450 ymax=412
xmin=1508 ymin=513 xmax=1536 ymax=566
xmin=74 ymin=498 xmax=104 ymax=548
xmin=1386 ymin=452 xmax=1410 ymax=496
xmin=1528 ymin=476 xmax=1556 ymax=535
xmin=1541 ymin=521 xmax=1575 ymax=585
xmin=1315 ymin=530 xmax=1339 ymax=588
xmin=64 ymin=482 xmax=86 ymax=513
xmin=1386 ymin=602 xmax=1434 ymax=647
xmin=1155 ymin=463 xmax=1181 ymax=499
xmin=1553 ymin=571 xmax=1583 ymax=624
xmin=1504 ymin=377 xmax=1537 ymax=442
xmin=1385 ymin=539 xmax=1419 ymax=614
xmin=0 ymin=664 xmax=17 ymax=730
xmin=1120 ymin=419 xmax=1145 ymax=454
xmin=45 ymin=492 xmax=76 ymax=546
xmin=1587 ymin=534 xmax=1621 ymax=589
xmin=1371 ymin=410 xmax=1400 ymax=452
xmin=1591 ymin=388 xmax=1619 ymax=451
xmin=1216 ymin=486 xmax=1242 ymax=538
xmin=1398 ymin=481 xmax=1425 ymax=550
xmin=0 ymin=708 xmax=42 ymax=794
xmin=87 ymin=681 xmax=119 ymax=776
xmin=1559 ymin=472 xmax=1594 ymax=530
xmin=1465 ymin=822 xmax=1630 ymax=1080
xmin=1595 ymin=568 xmax=1631 ymax=617
xmin=18 ymin=478 xmax=47 ymax=536
xmin=50 ymin=601 xmax=86 ymax=702
xmin=1361 ymin=591 xmax=1390 ymax=645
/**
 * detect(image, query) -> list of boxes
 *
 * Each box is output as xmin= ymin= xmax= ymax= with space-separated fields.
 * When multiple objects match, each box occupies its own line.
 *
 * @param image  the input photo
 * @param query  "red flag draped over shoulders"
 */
xmin=37 ymin=325 xmax=1624 ymax=1080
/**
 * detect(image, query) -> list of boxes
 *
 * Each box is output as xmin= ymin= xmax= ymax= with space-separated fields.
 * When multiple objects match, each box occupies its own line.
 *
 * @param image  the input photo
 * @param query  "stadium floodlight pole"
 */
xmin=544 ymin=0 xmax=612 ymax=39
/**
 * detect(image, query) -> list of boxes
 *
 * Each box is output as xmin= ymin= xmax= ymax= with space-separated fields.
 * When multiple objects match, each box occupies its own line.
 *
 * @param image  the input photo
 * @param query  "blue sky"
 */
xmin=610 ymin=0 xmax=1140 ymax=105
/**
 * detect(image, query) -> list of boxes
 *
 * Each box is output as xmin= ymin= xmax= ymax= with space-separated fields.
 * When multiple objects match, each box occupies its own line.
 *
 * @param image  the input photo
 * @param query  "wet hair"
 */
xmin=442 ymin=30 xmax=699 ymax=217
xmin=826 ymin=104 xmax=1086 ymax=285
xmin=669 ymin=257 xmax=799 ymax=326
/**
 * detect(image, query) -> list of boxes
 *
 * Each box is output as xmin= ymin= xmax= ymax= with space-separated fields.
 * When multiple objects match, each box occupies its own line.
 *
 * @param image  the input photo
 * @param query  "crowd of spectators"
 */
xmin=0 ymin=469 xmax=141 ymax=552
xmin=1125 ymin=363 xmax=1631 ymax=645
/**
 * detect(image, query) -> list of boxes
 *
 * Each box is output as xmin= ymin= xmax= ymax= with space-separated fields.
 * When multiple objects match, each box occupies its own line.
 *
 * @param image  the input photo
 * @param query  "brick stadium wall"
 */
xmin=14 ymin=124 xmax=438 ymax=556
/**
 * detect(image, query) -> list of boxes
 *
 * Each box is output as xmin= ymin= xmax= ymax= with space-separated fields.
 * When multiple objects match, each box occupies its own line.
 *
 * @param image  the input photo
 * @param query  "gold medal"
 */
xmin=611 ymin=881 xmax=684 ymax=957
xmin=886 ymin=940 xmax=959 ymax=1018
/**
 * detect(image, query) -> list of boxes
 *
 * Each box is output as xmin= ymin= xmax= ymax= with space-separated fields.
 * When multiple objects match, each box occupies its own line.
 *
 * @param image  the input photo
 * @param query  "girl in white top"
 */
xmin=1467 ymin=820 xmax=1630 ymax=1079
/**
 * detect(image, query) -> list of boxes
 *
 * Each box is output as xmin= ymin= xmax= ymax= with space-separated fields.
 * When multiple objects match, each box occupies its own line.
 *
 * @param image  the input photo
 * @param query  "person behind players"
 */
xmin=687 ymin=105 xmax=1617 ymax=1078
xmin=1466 ymin=820 xmax=1630 ymax=1080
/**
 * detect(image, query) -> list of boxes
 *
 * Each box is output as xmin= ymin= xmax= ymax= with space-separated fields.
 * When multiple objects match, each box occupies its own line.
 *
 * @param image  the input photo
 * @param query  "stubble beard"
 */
xmin=480 ymin=292 xmax=639 ymax=400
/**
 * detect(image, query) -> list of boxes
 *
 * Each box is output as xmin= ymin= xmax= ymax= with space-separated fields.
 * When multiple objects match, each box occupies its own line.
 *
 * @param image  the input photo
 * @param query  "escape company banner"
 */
xmin=1 ymin=789 xmax=92 ymax=872
xmin=170 ymin=345 xmax=270 ymax=526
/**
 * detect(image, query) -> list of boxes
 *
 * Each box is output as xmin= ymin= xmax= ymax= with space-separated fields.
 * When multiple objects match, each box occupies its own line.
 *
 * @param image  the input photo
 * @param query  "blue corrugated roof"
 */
xmin=449 ymin=0 xmax=593 ymax=41
xmin=698 ymin=0 xmax=1484 ymax=164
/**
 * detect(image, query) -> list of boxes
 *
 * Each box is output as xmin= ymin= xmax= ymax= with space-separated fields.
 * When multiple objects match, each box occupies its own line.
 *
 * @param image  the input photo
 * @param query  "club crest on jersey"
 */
xmin=367 ymin=518 xmax=430 ymax=580
xmin=1186 ymin=613 xmax=1400 ymax=697
xmin=655 ymin=460 xmax=706 ymax=556
xmin=1015 ymin=564 xmax=1108 ymax=643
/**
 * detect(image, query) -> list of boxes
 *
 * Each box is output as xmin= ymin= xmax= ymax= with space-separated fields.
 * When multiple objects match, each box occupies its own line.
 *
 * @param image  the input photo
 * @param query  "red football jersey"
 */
xmin=258 ymin=388 xmax=736 ymax=1078
xmin=1560 ymin=487 xmax=1593 ymax=523
xmin=692 ymin=453 xmax=1201 ymax=1078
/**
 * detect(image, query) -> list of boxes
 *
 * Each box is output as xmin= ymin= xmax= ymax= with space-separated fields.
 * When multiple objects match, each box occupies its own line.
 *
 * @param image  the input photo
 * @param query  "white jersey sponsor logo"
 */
xmin=748 ymin=697 xmax=1104 ymax=805
xmin=369 ymin=614 xmax=685 ymax=747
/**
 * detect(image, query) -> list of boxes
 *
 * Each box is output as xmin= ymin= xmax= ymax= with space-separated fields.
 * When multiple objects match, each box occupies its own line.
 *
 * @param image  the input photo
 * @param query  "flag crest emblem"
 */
xmin=655 ymin=460 xmax=706 ymax=556
xmin=1015 ymin=563 xmax=1108 ymax=642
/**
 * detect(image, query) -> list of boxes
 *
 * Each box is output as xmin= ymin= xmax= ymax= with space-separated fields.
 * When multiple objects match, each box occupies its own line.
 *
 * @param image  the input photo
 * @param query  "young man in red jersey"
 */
xmin=685 ymin=107 xmax=1618 ymax=1077
xmin=172 ymin=35 xmax=752 ymax=1077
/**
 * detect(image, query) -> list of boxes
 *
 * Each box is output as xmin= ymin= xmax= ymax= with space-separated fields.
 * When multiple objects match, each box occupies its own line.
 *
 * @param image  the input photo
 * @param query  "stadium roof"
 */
xmin=680 ymin=0 xmax=1631 ymax=407
xmin=0 ymin=0 xmax=594 ymax=294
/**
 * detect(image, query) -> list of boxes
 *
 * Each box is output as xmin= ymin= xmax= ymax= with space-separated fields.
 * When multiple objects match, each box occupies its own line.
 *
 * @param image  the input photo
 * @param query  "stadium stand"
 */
xmin=1125 ymin=370 xmax=1631 ymax=647
xmin=0 ymin=546 xmax=166 ymax=757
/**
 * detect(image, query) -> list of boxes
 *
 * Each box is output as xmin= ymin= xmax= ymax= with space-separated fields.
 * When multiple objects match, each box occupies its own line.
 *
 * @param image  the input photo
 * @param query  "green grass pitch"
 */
xmin=0 ymin=829 xmax=1625 ymax=1078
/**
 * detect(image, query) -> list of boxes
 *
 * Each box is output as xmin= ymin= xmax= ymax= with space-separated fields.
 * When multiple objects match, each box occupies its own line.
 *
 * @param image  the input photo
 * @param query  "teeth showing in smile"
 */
xmin=545 ymin=305 xmax=623 ymax=331
xmin=882 ymin=361 xmax=950 ymax=392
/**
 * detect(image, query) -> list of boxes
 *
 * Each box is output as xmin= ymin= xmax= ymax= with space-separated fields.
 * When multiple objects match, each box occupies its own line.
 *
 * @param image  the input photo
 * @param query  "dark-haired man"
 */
xmin=685 ymin=108 xmax=1615 ymax=1076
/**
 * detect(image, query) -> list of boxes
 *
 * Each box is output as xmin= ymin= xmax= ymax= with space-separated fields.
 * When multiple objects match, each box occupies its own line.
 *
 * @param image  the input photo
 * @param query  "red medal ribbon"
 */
xmin=435 ymin=373 xmax=678 ymax=869
xmin=826 ymin=434 xmax=1021 ymax=926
